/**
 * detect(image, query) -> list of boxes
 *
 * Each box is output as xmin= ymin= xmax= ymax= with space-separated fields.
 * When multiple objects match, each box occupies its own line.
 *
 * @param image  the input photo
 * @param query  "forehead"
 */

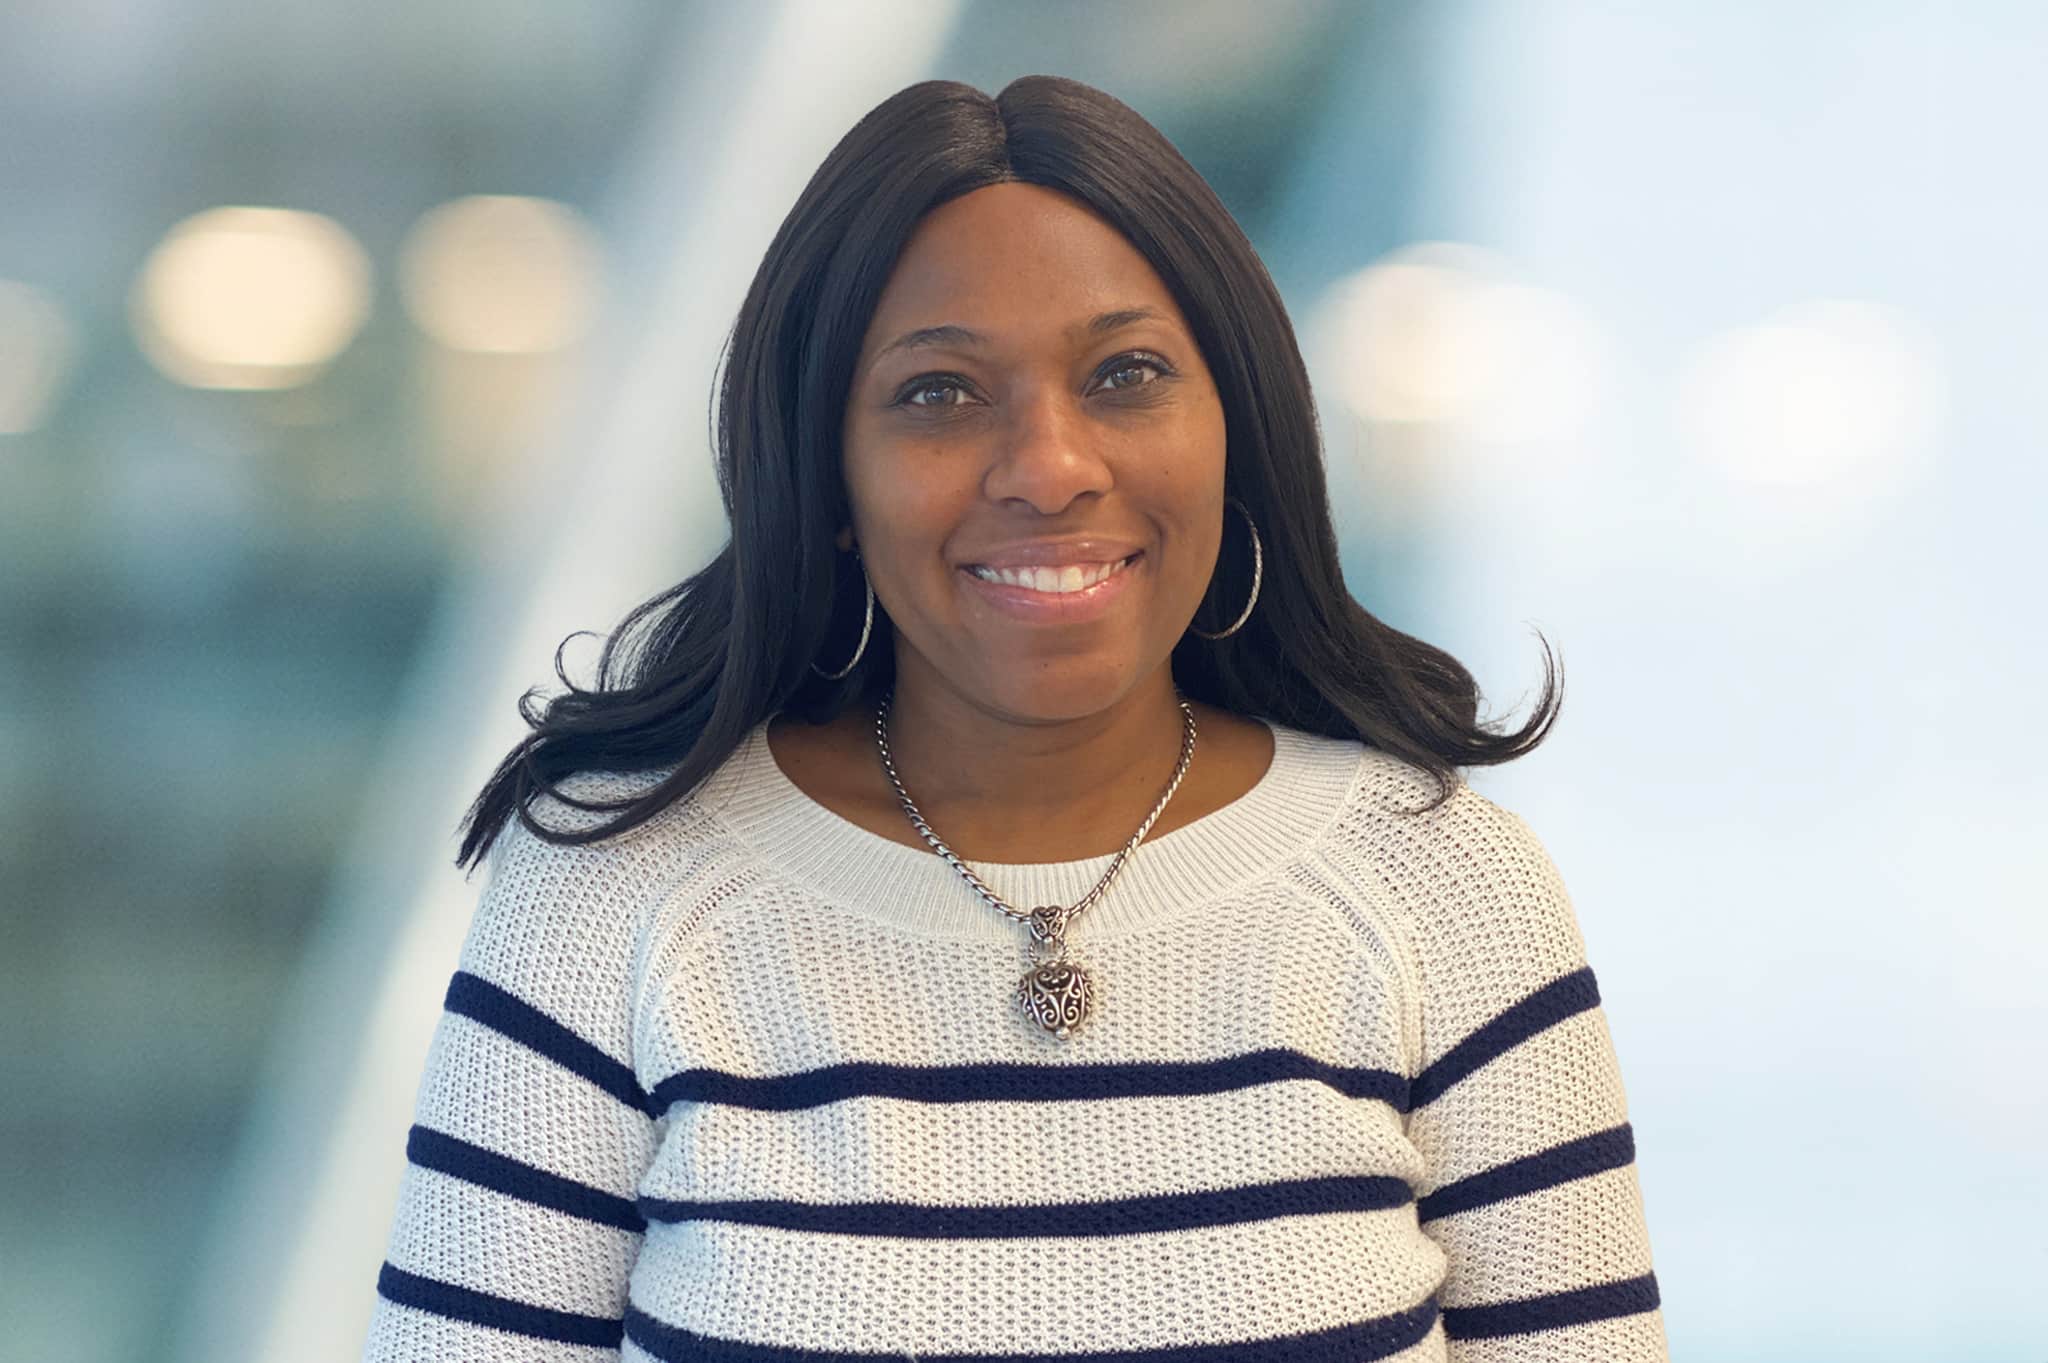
xmin=860 ymin=182 xmax=1186 ymax=350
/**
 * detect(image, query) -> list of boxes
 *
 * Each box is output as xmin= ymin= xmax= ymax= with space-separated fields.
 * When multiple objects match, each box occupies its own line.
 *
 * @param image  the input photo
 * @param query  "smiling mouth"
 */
xmin=963 ymin=553 xmax=1141 ymax=594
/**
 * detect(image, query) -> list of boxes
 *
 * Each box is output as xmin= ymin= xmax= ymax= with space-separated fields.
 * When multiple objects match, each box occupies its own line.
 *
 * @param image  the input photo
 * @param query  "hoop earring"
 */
xmin=1189 ymin=496 xmax=1263 ymax=640
xmin=811 ymin=553 xmax=875 ymax=680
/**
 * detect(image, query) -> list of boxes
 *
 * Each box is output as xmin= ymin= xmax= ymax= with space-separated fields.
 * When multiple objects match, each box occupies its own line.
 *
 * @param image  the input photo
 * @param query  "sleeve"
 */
xmin=1402 ymin=800 xmax=1669 ymax=1361
xmin=362 ymin=812 xmax=662 ymax=1362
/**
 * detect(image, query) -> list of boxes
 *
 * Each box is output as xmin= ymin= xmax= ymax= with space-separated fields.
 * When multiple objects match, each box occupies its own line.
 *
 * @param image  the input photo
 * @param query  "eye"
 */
xmin=894 ymin=374 xmax=977 ymax=409
xmin=1091 ymin=351 xmax=1174 ymax=394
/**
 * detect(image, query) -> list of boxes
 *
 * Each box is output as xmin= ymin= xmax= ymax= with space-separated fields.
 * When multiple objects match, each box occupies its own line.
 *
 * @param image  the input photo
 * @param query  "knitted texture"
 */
xmin=363 ymin=717 xmax=1667 ymax=1361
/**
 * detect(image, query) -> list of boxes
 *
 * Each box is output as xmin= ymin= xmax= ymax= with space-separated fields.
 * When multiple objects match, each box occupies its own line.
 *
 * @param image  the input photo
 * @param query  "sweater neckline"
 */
xmin=701 ymin=712 xmax=1363 ymax=943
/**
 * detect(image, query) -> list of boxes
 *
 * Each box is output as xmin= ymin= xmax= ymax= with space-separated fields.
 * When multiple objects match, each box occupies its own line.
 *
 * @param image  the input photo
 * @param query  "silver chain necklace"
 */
xmin=874 ymin=690 xmax=1197 ymax=1039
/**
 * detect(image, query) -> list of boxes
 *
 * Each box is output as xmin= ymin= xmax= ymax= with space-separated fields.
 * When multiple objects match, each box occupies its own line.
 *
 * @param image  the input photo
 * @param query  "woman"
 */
xmin=364 ymin=76 xmax=1666 ymax=1361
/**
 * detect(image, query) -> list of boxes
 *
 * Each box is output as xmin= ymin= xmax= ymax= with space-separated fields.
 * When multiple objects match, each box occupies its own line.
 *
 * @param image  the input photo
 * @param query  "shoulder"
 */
xmin=458 ymin=765 xmax=745 ymax=1022
xmin=481 ymin=765 xmax=709 ymax=888
xmin=1313 ymin=747 xmax=1588 ymax=979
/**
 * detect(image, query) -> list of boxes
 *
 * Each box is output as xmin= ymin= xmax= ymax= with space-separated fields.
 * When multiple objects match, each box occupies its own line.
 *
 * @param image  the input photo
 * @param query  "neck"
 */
xmin=875 ymin=666 xmax=1192 ymax=863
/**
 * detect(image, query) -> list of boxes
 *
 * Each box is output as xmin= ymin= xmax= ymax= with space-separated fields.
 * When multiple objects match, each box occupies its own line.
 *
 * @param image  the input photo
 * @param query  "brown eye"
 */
xmin=898 ymin=375 xmax=972 ymax=408
xmin=1092 ymin=352 xmax=1171 ymax=394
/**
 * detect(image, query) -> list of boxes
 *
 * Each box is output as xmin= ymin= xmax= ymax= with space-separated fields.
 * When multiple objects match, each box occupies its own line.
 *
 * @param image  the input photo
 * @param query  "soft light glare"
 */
xmin=0 ymin=279 xmax=79 ymax=434
xmin=130 ymin=206 xmax=372 ymax=390
xmin=1313 ymin=242 xmax=1610 ymax=447
xmin=397 ymin=195 xmax=603 ymax=354
xmin=1318 ymin=242 xmax=1502 ymax=425
xmin=1676 ymin=300 xmax=1944 ymax=489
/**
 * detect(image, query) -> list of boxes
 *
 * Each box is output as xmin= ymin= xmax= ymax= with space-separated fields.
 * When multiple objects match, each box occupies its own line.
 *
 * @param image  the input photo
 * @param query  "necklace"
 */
xmin=873 ymin=689 xmax=1197 ymax=1038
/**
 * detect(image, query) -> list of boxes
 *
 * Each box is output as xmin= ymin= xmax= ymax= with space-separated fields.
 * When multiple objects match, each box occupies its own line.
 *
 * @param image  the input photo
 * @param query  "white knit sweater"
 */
xmin=364 ymin=715 xmax=1667 ymax=1361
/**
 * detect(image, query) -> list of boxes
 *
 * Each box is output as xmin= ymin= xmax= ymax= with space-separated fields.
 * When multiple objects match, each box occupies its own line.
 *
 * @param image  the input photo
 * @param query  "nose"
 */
xmin=980 ymin=379 xmax=1113 ymax=514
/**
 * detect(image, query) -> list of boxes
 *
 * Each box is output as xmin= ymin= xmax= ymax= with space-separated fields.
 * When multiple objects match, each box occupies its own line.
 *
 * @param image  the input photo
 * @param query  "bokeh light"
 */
xmin=396 ymin=195 xmax=604 ymax=354
xmin=1676 ymin=299 xmax=1945 ymax=492
xmin=1313 ymin=241 xmax=1612 ymax=453
xmin=1316 ymin=241 xmax=1503 ymax=426
xmin=129 ymin=206 xmax=373 ymax=390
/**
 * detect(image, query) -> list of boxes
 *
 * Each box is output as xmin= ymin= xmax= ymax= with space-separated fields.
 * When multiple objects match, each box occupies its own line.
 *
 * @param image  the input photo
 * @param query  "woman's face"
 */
xmin=840 ymin=181 xmax=1228 ymax=723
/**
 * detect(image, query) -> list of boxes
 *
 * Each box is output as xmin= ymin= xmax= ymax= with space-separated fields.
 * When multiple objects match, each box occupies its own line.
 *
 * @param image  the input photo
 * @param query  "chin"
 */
xmin=970 ymin=659 xmax=1155 ymax=725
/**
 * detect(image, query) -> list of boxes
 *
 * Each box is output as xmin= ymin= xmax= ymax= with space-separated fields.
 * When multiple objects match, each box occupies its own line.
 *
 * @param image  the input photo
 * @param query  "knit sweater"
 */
xmin=364 ymin=714 xmax=1667 ymax=1361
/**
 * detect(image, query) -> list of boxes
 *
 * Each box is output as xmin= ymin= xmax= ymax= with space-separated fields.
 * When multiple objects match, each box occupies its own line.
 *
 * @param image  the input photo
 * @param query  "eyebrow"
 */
xmin=868 ymin=306 xmax=1172 ymax=368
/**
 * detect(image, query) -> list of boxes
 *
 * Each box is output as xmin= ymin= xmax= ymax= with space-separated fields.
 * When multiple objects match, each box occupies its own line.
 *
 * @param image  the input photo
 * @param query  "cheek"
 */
xmin=843 ymin=442 xmax=971 ymax=568
xmin=1189 ymin=393 xmax=1228 ymax=476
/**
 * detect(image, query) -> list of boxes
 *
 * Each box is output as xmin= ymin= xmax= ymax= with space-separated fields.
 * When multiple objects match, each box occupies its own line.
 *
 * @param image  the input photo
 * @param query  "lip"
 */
xmin=958 ymin=552 xmax=1142 ymax=623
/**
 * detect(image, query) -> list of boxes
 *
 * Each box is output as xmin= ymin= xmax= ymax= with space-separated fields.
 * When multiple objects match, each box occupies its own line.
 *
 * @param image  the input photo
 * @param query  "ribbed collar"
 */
xmin=699 ymin=714 xmax=1364 ymax=943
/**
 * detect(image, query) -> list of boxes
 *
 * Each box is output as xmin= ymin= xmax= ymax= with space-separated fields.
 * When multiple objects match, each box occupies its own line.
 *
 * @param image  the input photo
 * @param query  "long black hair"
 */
xmin=455 ymin=74 xmax=1561 ymax=872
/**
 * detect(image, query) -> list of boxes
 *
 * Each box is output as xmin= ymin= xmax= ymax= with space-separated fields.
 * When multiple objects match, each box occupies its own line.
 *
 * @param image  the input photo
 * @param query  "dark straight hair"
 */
xmin=455 ymin=74 xmax=1561 ymax=872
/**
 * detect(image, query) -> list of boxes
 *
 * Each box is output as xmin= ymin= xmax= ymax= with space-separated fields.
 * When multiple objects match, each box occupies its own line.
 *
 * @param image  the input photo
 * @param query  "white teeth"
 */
xmin=970 ymin=556 xmax=1133 ymax=593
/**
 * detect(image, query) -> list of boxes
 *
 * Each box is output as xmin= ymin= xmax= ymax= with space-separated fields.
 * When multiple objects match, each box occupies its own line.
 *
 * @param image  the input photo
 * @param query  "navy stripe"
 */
xmin=406 ymin=1123 xmax=647 ymax=1232
xmin=376 ymin=1261 xmax=623 ymax=1347
xmin=639 ymin=1172 xmax=1413 ymax=1238
xmin=443 ymin=970 xmax=654 ymax=1116
xmin=1441 ymin=1272 xmax=1661 ymax=1339
xmin=649 ymin=1047 xmax=1408 ymax=1115
xmin=1410 ymin=967 xmax=1599 ymax=1109
xmin=625 ymin=1294 xmax=1439 ymax=1362
xmin=1418 ymin=1122 xmax=1635 ymax=1223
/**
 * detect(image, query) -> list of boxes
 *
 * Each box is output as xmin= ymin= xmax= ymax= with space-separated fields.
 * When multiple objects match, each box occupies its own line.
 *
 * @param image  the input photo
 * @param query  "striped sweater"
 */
xmin=364 ymin=715 xmax=1667 ymax=1361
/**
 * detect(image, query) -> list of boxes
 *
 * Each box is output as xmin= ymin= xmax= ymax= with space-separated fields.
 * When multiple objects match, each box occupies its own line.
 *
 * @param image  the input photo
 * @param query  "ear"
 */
xmin=834 ymin=525 xmax=855 ymax=552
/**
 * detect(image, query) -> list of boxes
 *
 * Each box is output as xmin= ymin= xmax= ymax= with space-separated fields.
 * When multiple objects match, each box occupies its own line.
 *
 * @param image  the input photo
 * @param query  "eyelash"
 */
xmin=892 ymin=351 xmax=1176 ymax=410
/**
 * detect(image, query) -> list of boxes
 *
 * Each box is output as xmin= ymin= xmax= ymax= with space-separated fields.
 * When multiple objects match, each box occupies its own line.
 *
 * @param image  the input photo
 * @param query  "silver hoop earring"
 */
xmin=1189 ymin=496 xmax=1263 ymax=640
xmin=811 ymin=553 xmax=875 ymax=680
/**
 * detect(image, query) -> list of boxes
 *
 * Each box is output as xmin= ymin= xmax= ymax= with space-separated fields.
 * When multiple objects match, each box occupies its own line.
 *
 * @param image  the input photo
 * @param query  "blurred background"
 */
xmin=2 ymin=2 xmax=2041 ymax=1360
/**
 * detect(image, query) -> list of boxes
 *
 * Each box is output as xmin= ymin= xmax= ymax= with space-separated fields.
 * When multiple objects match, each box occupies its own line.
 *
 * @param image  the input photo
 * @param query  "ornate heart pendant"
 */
xmin=1017 ymin=957 xmax=1093 ymax=1038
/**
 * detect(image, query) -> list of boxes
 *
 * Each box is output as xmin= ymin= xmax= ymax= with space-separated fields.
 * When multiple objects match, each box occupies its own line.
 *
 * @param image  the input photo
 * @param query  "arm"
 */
xmin=363 ymin=812 xmax=661 ymax=1361
xmin=1403 ymin=801 xmax=1668 ymax=1360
